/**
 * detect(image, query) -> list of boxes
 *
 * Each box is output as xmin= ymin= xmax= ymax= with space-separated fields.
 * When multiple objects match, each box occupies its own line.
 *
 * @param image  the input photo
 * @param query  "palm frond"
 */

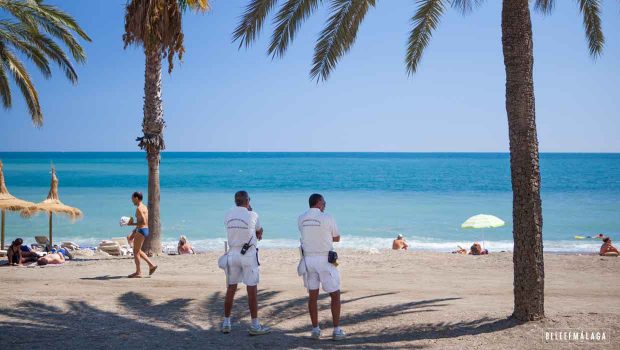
xmin=233 ymin=0 xmax=279 ymax=49
xmin=0 ymin=0 xmax=88 ymax=125
xmin=1 ymin=0 xmax=90 ymax=63
xmin=268 ymin=0 xmax=320 ymax=58
xmin=34 ymin=32 xmax=79 ymax=83
xmin=449 ymin=0 xmax=483 ymax=15
xmin=178 ymin=0 xmax=210 ymax=11
xmin=0 ymin=44 xmax=42 ymax=126
xmin=534 ymin=0 xmax=555 ymax=14
xmin=33 ymin=1 xmax=91 ymax=42
xmin=0 ymin=60 xmax=11 ymax=108
xmin=311 ymin=0 xmax=376 ymax=82
xmin=0 ymin=21 xmax=52 ymax=78
xmin=576 ymin=0 xmax=604 ymax=57
xmin=406 ymin=0 xmax=446 ymax=75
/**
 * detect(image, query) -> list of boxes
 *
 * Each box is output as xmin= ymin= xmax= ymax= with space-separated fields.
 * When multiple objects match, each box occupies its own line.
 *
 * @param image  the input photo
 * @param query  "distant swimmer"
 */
xmin=392 ymin=234 xmax=409 ymax=250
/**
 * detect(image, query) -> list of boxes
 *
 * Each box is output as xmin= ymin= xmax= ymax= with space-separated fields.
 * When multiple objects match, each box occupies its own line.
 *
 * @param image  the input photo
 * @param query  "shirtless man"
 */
xmin=126 ymin=191 xmax=157 ymax=278
xmin=392 ymin=234 xmax=409 ymax=250
xmin=37 ymin=252 xmax=65 ymax=266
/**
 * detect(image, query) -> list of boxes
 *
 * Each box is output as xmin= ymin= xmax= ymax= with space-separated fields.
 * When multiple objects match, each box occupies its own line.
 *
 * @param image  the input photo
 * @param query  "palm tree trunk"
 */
xmin=140 ymin=48 xmax=165 ymax=256
xmin=501 ymin=0 xmax=544 ymax=321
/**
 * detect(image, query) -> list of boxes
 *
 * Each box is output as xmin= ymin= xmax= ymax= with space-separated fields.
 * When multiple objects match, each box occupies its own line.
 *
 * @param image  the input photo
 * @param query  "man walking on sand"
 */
xmin=298 ymin=193 xmax=346 ymax=341
xmin=221 ymin=191 xmax=271 ymax=336
xmin=127 ymin=191 xmax=157 ymax=278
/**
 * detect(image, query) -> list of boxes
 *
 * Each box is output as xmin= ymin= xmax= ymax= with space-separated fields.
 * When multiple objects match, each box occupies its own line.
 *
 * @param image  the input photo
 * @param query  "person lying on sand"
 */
xmin=392 ymin=234 xmax=409 ymax=250
xmin=451 ymin=246 xmax=467 ymax=255
xmin=600 ymin=237 xmax=619 ymax=257
xmin=469 ymin=243 xmax=488 ymax=255
xmin=177 ymin=235 xmax=195 ymax=255
xmin=37 ymin=252 xmax=65 ymax=266
xmin=7 ymin=238 xmax=38 ymax=266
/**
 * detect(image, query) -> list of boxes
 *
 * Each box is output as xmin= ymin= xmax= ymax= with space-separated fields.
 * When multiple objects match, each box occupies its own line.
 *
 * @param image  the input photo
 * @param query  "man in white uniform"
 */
xmin=221 ymin=191 xmax=270 ymax=336
xmin=298 ymin=193 xmax=346 ymax=341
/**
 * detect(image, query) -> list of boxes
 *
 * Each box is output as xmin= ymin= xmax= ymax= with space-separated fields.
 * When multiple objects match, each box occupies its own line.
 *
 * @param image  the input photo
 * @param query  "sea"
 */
xmin=0 ymin=152 xmax=618 ymax=253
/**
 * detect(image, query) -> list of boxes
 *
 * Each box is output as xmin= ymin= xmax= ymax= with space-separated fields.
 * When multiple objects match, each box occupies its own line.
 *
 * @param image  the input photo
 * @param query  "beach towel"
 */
xmin=119 ymin=216 xmax=131 ymax=226
xmin=217 ymin=254 xmax=228 ymax=270
xmin=18 ymin=261 xmax=66 ymax=268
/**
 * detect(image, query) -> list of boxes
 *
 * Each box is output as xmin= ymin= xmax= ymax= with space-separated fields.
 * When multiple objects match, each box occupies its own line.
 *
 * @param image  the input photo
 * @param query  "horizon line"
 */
xmin=0 ymin=151 xmax=619 ymax=154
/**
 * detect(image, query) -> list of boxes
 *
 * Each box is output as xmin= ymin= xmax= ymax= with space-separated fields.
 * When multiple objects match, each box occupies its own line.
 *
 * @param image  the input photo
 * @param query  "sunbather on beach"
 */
xmin=392 ymin=234 xmax=409 ymax=250
xmin=600 ymin=237 xmax=619 ymax=256
xmin=126 ymin=191 xmax=157 ymax=278
xmin=177 ymin=235 xmax=195 ymax=255
xmin=469 ymin=243 xmax=488 ymax=255
xmin=7 ymin=238 xmax=38 ymax=266
xmin=37 ymin=252 xmax=65 ymax=266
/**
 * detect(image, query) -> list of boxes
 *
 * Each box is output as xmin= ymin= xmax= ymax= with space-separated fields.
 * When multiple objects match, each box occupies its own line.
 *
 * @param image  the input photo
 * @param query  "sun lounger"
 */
xmin=61 ymin=241 xmax=80 ymax=250
xmin=98 ymin=240 xmax=122 ymax=256
xmin=163 ymin=244 xmax=177 ymax=255
xmin=98 ymin=238 xmax=132 ymax=256
xmin=111 ymin=237 xmax=133 ymax=256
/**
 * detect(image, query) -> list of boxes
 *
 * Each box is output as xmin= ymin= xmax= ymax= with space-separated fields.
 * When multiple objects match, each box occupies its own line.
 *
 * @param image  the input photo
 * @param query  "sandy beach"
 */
xmin=0 ymin=249 xmax=618 ymax=349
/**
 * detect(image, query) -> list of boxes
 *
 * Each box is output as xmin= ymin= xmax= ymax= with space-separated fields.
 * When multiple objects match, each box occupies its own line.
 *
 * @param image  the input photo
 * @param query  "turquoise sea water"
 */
xmin=0 ymin=152 xmax=618 ymax=252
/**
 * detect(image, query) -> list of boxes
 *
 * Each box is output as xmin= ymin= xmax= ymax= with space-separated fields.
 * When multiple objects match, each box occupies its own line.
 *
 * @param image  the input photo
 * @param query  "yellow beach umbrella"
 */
xmin=0 ymin=160 xmax=36 ymax=249
xmin=21 ymin=166 xmax=82 ymax=247
xmin=461 ymin=214 xmax=505 ymax=249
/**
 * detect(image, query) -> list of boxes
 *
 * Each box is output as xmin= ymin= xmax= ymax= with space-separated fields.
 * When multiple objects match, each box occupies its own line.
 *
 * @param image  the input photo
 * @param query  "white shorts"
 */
xmin=226 ymin=248 xmax=259 ymax=286
xmin=303 ymin=255 xmax=340 ymax=293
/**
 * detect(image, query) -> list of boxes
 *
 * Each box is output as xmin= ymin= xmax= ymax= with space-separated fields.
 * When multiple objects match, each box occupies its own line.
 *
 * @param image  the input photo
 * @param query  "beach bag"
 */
xmin=297 ymin=258 xmax=307 ymax=276
xmin=217 ymin=254 xmax=228 ymax=270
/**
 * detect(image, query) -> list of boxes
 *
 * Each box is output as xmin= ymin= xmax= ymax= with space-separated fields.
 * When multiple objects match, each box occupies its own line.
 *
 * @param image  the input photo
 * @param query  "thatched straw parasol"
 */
xmin=21 ymin=166 xmax=82 ymax=246
xmin=0 ymin=160 xmax=36 ymax=249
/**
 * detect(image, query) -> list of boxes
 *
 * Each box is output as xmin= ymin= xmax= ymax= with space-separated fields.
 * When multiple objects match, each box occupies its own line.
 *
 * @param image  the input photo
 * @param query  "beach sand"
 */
xmin=0 ymin=249 xmax=618 ymax=349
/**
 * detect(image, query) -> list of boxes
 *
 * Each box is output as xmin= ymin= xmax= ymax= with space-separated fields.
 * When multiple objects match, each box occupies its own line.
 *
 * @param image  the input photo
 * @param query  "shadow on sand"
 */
xmin=0 ymin=290 xmax=520 ymax=349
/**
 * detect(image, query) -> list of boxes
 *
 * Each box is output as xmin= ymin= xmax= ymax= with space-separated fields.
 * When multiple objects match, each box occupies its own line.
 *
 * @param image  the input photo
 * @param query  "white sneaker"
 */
xmin=221 ymin=322 xmax=231 ymax=334
xmin=310 ymin=328 xmax=321 ymax=339
xmin=249 ymin=324 xmax=271 ymax=336
xmin=332 ymin=328 xmax=346 ymax=341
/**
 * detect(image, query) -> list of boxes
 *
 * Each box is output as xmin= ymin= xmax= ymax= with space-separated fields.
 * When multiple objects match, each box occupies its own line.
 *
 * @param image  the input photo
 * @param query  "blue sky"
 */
xmin=0 ymin=0 xmax=618 ymax=152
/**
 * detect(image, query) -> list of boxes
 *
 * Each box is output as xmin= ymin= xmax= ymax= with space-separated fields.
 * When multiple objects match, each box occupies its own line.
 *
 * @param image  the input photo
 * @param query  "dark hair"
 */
xmin=309 ymin=193 xmax=324 ymax=208
xmin=132 ymin=192 xmax=143 ymax=201
xmin=603 ymin=237 xmax=610 ymax=243
xmin=235 ymin=191 xmax=249 ymax=206
xmin=37 ymin=258 xmax=48 ymax=266
xmin=12 ymin=238 xmax=23 ymax=246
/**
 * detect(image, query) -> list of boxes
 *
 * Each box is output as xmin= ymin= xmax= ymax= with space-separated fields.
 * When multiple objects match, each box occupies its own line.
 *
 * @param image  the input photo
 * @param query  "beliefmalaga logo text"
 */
xmin=543 ymin=329 xmax=610 ymax=344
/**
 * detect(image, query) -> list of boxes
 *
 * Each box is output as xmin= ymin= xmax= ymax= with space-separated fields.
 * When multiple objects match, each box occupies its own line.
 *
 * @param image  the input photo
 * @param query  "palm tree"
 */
xmin=123 ymin=0 xmax=208 ymax=255
xmin=0 ymin=0 xmax=90 ymax=126
xmin=233 ymin=0 xmax=606 ymax=321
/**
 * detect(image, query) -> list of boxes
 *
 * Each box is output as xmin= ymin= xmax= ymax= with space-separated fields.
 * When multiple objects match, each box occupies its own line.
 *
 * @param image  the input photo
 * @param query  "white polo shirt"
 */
xmin=225 ymin=206 xmax=262 ymax=248
xmin=298 ymin=208 xmax=340 ymax=255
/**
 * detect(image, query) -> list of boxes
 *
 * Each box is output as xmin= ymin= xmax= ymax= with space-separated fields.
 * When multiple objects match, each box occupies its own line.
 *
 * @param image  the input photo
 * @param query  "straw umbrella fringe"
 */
xmin=21 ymin=167 xmax=82 ymax=246
xmin=0 ymin=160 xmax=36 ymax=249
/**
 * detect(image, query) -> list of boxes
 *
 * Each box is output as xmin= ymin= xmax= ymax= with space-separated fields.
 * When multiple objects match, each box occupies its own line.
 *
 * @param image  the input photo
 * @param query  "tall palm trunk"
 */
xmin=501 ymin=0 xmax=544 ymax=321
xmin=140 ymin=48 xmax=165 ymax=256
